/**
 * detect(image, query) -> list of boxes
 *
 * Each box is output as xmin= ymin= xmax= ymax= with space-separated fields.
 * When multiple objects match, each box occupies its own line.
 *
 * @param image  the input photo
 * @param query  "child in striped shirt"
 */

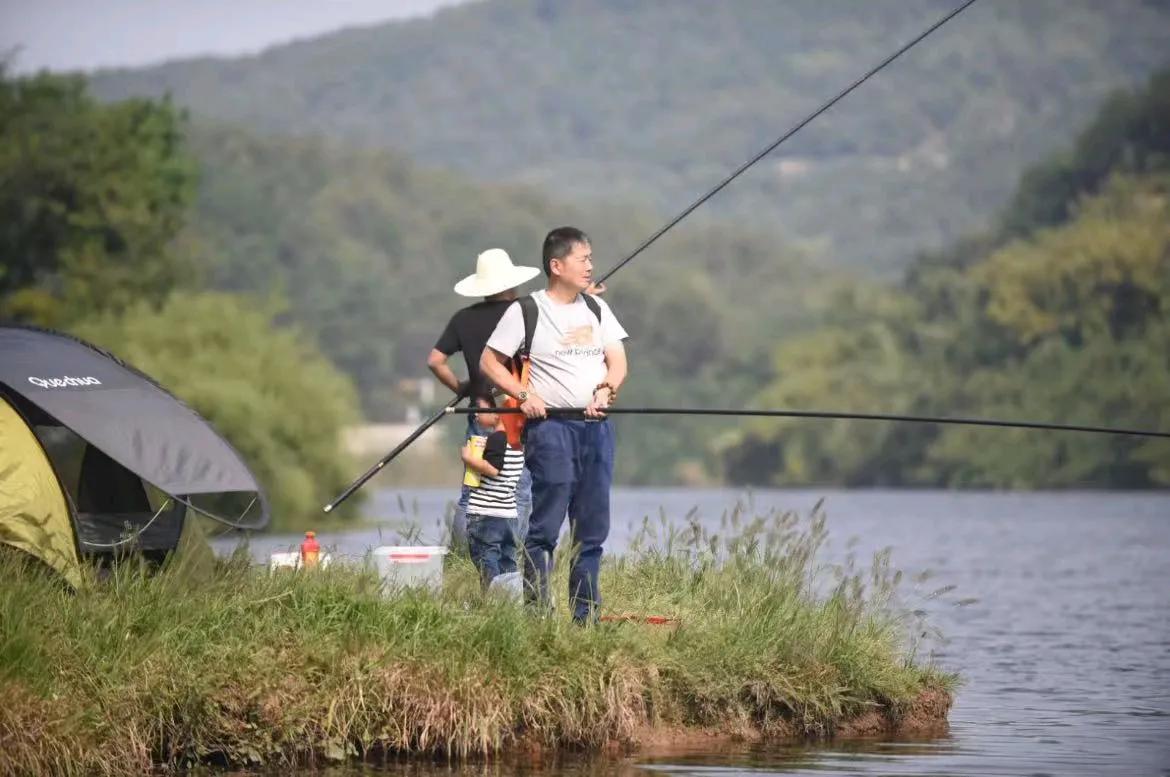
xmin=460 ymin=396 xmax=525 ymax=589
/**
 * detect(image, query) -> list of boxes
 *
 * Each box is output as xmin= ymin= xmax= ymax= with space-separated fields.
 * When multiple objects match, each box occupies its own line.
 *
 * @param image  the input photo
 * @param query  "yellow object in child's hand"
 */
xmin=463 ymin=435 xmax=487 ymax=487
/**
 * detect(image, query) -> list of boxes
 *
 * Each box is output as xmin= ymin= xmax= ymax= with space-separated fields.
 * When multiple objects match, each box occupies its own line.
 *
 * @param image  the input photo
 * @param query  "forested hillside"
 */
xmin=0 ymin=65 xmax=833 ymax=491
xmin=91 ymin=0 xmax=1170 ymax=273
xmin=721 ymin=69 xmax=1170 ymax=488
xmin=8 ymin=10 xmax=1168 ymax=497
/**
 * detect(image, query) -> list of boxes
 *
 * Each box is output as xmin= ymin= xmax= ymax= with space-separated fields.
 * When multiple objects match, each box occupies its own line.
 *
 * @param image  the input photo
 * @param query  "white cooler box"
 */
xmin=373 ymin=545 xmax=447 ymax=592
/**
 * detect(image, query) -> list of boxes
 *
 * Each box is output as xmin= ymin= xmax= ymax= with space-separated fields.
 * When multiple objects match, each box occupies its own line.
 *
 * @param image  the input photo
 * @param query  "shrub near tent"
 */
xmin=0 ymin=326 xmax=269 ymax=584
xmin=74 ymin=293 xmax=366 ymax=527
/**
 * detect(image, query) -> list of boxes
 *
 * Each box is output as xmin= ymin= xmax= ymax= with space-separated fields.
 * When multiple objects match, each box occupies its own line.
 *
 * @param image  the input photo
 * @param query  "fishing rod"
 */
xmin=446 ymin=406 xmax=1170 ymax=440
xmin=323 ymin=1 xmax=979 ymax=512
xmin=323 ymin=394 xmax=463 ymax=513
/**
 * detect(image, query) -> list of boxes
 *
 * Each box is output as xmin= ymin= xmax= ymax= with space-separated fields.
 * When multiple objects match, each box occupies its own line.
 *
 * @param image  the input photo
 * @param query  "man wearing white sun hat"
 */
xmin=428 ymin=248 xmax=542 ymax=552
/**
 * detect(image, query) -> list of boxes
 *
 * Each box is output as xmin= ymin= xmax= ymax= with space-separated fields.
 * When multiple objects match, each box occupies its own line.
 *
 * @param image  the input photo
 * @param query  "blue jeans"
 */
xmin=453 ymin=415 xmax=531 ymax=551
xmin=466 ymin=514 xmax=517 ymax=589
xmin=522 ymin=418 xmax=614 ymax=623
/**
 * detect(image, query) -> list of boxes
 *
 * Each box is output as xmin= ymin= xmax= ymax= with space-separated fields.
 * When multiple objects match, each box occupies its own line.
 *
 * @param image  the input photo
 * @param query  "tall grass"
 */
xmin=0 ymin=503 xmax=954 ymax=775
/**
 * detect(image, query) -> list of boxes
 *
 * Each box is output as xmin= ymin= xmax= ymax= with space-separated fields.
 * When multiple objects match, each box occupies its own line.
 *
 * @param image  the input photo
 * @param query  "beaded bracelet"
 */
xmin=594 ymin=382 xmax=618 ymax=404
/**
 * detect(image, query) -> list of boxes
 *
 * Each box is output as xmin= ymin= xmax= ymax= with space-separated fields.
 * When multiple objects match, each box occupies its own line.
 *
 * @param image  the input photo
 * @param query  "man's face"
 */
xmin=551 ymin=241 xmax=593 ymax=291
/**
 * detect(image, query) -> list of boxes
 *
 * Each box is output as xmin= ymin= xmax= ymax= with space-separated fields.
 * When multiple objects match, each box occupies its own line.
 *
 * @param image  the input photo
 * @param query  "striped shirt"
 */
xmin=467 ymin=431 xmax=524 ymax=519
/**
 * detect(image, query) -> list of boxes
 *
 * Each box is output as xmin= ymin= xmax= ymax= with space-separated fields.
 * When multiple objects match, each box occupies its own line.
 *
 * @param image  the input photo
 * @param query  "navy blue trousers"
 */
xmin=522 ymin=417 xmax=614 ymax=623
xmin=466 ymin=514 xmax=517 ymax=590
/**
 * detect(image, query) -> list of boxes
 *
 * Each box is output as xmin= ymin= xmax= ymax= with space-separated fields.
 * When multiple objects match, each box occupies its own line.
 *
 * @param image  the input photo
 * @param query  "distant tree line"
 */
xmin=4 ymin=63 xmax=1166 ymax=501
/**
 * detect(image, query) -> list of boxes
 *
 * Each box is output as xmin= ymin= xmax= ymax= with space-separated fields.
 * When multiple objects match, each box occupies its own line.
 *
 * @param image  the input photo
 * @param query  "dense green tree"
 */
xmin=13 ymin=31 xmax=1166 ymax=490
xmin=909 ymin=66 xmax=1170 ymax=287
xmin=918 ymin=175 xmax=1170 ymax=486
xmin=720 ymin=284 xmax=935 ymax=486
xmin=0 ymin=69 xmax=196 ymax=325
xmin=1000 ymin=70 xmax=1170 ymax=239
xmin=724 ymin=174 xmax=1170 ymax=488
xmin=917 ymin=330 xmax=1170 ymax=487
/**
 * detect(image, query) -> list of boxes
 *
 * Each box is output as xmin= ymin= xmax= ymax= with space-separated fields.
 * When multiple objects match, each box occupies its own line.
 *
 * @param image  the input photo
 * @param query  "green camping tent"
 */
xmin=0 ymin=325 xmax=270 ymax=585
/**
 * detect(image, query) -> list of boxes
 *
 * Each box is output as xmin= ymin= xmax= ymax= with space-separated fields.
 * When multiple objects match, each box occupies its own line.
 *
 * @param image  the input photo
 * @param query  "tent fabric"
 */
xmin=0 ymin=327 xmax=267 ymax=528
xmin=74 ymin=445 xmax=187 ymax=551
xmin=162 ymin=515 xmax=220 ymax=585
xmin=78 ymin=443 xmax=152 ymax=514
xmin=0 ymin=395 xmax=83 ymax=587
xmin=0 ymin=326 xmax=268 ymax=586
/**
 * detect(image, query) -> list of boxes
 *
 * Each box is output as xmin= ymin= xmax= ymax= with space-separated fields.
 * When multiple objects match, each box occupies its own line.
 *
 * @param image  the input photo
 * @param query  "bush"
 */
xmin=74 ymin=292 xmax=364 ymax=528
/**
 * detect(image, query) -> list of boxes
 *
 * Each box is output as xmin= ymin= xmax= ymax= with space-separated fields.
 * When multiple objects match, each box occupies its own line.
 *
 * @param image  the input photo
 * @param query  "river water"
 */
xmin=225 ymin=488 xmax=1170 ymax=775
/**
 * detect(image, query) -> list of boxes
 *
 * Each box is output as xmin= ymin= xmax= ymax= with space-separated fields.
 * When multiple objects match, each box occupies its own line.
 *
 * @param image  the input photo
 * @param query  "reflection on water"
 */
xmin=217 ymin=489 xmax=1170 ymax=776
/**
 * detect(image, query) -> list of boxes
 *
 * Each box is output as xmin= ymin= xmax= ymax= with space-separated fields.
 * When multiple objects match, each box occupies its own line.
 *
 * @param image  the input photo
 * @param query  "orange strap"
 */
xmin=501 ymin=357 xmax=530 ymax=448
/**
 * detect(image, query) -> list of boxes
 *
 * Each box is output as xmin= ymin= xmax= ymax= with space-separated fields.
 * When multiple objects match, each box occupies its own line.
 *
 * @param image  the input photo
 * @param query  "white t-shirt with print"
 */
xmin=485 ymin=290 xmax=628 ymax=408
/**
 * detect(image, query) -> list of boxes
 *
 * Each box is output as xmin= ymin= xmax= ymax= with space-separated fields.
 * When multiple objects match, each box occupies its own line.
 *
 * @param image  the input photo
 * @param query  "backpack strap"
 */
xmin=582 ymin=293 xmax=602 ymax=324
xmin=518 ymin=295 xmax=538 ymax=358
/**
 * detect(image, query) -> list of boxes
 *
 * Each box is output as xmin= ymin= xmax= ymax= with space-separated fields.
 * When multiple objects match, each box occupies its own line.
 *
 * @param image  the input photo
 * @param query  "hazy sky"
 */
xmin=0 ymin=0 xmax=470 ymax=73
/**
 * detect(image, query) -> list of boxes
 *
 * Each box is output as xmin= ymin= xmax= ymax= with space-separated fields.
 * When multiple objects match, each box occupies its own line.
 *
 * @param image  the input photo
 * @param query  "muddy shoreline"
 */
xmin=451 ymin=686 xmax=954 ymax=772
xmin=584 ymin=687 xmax=952 ymax=759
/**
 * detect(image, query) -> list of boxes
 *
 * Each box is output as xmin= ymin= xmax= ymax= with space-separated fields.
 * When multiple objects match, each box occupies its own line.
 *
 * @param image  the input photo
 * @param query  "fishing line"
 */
xmin=447 ymin=406 xmax=1170 ymax=439
xmin=598 ymin=0 xmax=980 ymax=283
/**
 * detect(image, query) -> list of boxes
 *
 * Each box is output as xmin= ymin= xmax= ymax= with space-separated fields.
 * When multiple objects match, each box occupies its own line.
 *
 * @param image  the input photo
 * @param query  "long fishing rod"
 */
xmin=323 ymin=395 xmax=463 ymax=513
xmin=323 ymin=1 xmax=979 ymax=512
xmin=447 ymin=406 xmax=1170 ymax=440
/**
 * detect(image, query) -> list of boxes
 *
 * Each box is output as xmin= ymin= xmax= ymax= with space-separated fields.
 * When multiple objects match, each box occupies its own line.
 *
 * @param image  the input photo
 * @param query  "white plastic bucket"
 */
xmin=373 ymin=545 xmax=447 ymax=592
xmin=268 ymin=551 xmax=332 ymax=571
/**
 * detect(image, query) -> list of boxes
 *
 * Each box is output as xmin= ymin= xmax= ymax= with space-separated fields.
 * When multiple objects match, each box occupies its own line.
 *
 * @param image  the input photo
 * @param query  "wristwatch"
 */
xmin=517 ymin=390 xmax=529 ymax=402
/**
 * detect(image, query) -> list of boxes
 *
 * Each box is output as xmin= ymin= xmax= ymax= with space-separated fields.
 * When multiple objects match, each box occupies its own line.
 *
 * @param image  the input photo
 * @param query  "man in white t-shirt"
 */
xmin=480 ymin=227 xmax=629 ymax=623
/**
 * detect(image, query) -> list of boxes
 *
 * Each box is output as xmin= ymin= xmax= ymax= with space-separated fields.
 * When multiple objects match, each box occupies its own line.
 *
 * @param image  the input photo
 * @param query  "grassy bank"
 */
xmin=0 ymin=504 xmax=955 ymax=775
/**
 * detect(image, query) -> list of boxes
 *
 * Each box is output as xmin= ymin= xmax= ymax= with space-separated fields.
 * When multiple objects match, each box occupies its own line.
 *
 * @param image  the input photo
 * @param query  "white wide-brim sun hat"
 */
xmin=453 ymin=248 xmax=541 ymax=298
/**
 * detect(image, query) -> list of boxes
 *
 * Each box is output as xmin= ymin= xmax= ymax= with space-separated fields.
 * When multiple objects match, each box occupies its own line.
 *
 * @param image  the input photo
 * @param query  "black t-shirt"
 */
xmin=481 ymin=429 xmax=507 ymax=471
xmin=434 ymin=299 xmax=515 ymax=399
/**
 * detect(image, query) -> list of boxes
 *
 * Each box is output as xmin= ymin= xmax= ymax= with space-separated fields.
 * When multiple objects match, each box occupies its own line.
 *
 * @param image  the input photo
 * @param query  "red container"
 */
xmin=300 ymin=531 xmax=320 ymax=569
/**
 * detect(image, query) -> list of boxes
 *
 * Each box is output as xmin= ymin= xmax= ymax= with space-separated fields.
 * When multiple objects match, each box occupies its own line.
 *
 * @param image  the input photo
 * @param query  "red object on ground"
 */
xmin=600 ymin=613 xmax=680 ymax=626
xmin=300 ymin=531 xmax=320 ymax=568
